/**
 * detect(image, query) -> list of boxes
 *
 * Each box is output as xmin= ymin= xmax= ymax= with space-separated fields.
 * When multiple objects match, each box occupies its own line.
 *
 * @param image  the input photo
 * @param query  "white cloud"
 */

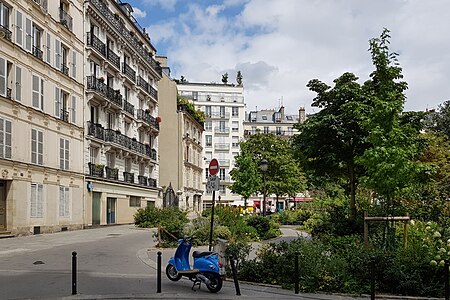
xmin=132 ymin=7 xmax=147 ymax=19
xmin=148 ymin=0 xmax=450 ymax=114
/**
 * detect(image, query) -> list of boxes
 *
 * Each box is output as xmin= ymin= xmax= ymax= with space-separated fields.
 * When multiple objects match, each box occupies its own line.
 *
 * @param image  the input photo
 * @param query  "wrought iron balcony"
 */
xmin=124 ymin=101 xmax=134 ymax=116
xmin=87 ymin=121 xmax=105 ymax=140
xmin=136 ymin=76 xmax=158 ymax=101
xmin=215 ymin=143 xmax=230 ymax=151
xmin=86 ymin=76 xmax=123 ymax=108
xmin=122 ymin=62 xmax=136 ymax=82
xmin=59 ymin=8 xmax=73 ymax=31
xmin=60 ymin=63 xmax=69 ymax=76
xmin=138 ymin=175 xmax=148 ymax=186
xmin=60 ymin=110 xmax=69 ymax=122
xmin=89 ymin=0 xmax=162 ymax=77
xmin=107 ymin=48 xmax=120 ymax=69
xmin=214 ymin=127 xmax=230 ymax=134
xmin=0 ymin=25 xmax=12 ymax=42
xmin=32 ymin=46 xmax=43 ymax=60
xmin=88 ymin=162 xmax=104 ymax=177
xmin=136 ymin=109 xmax=159 ymax=130
xmin=148 ymin=178 xmax=157 ymax=187
xmin=123 ymin=171 xmax=134 ymax=183
xmin=105 ymin=166 xmax=118 ymax=180
xmin=87 ymin=32 xmax=106 ymax=56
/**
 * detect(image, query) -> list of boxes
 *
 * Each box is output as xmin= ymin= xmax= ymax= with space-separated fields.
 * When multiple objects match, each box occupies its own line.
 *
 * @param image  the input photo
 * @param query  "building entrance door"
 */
xmin=92 ymin=192 xmax=101 ymax=226
xmin=106 ymin=197 xmax=116 ymax=224
xmin=0 ymin=181 xmax=6 ymax=230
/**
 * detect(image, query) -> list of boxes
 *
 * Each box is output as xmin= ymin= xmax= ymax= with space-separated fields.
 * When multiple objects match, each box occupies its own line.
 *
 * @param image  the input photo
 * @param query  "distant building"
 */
xmin=157 ymin=57 xmax=204 ymax=212
xmin=243 ymin=106 xmax=306 ymax=139
xmin=177 ymin=82 xmax=245 ymax=207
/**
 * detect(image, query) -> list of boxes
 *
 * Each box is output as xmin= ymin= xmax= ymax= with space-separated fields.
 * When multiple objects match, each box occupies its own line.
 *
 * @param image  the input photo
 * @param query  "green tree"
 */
xmin=236 ymin=70 xmax=243 ymax=86
xmin=231 ymin=133 xmax=306 ymax=214
xmin=429 ymin=100 xmax=450 ymax=140
xmin=222 ymin=73 xmax=228 ymax=84
xmin=293 ymin=72 xmax=371 ymax=220
xmin=229 ymin=153 xmax=262 ymax=208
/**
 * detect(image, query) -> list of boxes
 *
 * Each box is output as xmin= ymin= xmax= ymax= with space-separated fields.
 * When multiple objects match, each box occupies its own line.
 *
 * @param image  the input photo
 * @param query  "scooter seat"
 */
xmin=192 ymin=251 xmax=216 ymax=258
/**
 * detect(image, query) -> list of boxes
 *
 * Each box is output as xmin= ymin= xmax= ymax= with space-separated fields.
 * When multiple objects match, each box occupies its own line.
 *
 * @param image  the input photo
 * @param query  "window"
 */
xmin=90 ymin=61 xmax=100 ymax=78
xmin=32 ymin=23 xmax=42 ymax=56
xmin=219 ymin=168 xmax=225 ymax=180
xmin=205 ymin=106 xmax=211 ymax=118
xmin=0 ymin=117 xmax=11 ymax=159
xmin=231 ymin=121 xmax=238 ymax=132
xmin=59 ymin=186 xmax=70 ymax=217
xmin=205 ymin=168 xmax=209 ymax=180
xmin=125 ymin=158 xmax=132 ymax=172
xmin=220 ymin=106 xmax=225 ymax=118
xmin=124 ymin=85 xmax=130 ymax=101
xmin=232 ymin=107 xmax=238 ymax=117
xmin=30 ymin=183 xmax=43 ymax=218
xmin=15 ymin=66 xmax=21 ymax=101
xmin=232 ymin=136 xmax=239 ymax=148
xmin=204 ymin=121 xmax=212 ymax=131
xmin=139 ymin=163 xmax=145 ymax=176
xmin=32 ymin=75 xmax=44 ymax=110
xmin=89 ymin=147 xmax=98 ymax=164
xmin=192 ymin=91 xmax=198 ymax=101
xmin=276 ymin=127 xmax=282 ymax=135
xmin=106 ymin=152 xmax=115 ymax=167
xmin=55 ymin=87 xmax=68 ymax=120
xmin=219 ymin=185 xmax=226 ymax=194
xmin=264 ymin=127 xmax=269 ymax=134
xmin=262 ymin=115 xmax=267 ymax=120
xmin=129 ymin=196 xmax=141 ymax=207
xmin=90 ymin=105 xmax=99 ymax=123
xmin=31 ymin=128 xmax=43 ymax=165
xmin=205 ymin=135 xmax=212 ymax=147
xmin=107 ymin=112 xmax=115 ymax=129
xmin=59 ymin=137 xmax=69 ymax=170
xmin=251 ymin=126 xmax=256 ymax=134
xmin=0 ymin=3 xmax=9 ymax=29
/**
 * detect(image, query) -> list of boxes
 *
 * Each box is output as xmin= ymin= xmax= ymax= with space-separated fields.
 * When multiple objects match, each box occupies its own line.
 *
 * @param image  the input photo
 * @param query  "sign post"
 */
xmin=208 ymin=159 xmax=220 ymax=251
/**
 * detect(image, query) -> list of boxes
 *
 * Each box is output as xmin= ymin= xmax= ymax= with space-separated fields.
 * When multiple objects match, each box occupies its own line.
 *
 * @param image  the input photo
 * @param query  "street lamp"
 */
xmin=260 ymin=159 xmax=268 ymax=216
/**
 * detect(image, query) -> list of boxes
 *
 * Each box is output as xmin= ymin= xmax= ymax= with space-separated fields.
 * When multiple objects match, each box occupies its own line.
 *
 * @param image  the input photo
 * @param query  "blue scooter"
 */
xmin=166 ymin=236 xmax=225 ymax=293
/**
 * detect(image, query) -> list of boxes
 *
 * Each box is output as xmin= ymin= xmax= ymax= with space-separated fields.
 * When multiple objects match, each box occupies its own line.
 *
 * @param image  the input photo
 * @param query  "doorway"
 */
xmin=0 ymin=181 xmax=6 ymax=230
xmin=92 ymin=192 xmax=101 ymax=226
xmin=106 ymin=197 xmax=116 ymax=224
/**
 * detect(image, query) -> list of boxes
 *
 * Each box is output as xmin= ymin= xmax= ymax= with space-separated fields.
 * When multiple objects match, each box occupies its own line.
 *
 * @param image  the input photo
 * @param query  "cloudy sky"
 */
xmin=132 ymin=0 xmax=450 ymax=115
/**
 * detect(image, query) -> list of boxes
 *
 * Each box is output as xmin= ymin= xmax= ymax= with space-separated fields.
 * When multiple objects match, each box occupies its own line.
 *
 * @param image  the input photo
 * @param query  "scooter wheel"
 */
xmin=166 ymin=264 xmax=182 ymax=281
xmin=204 ymin=272 xmax=223 ymax=293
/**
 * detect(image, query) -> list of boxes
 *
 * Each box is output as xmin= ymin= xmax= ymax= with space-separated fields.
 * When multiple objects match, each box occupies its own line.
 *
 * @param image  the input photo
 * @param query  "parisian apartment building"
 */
xmin=243 ymin=106 xmax=306 ymax=139
xmin=158 ymin=57 xmax=204 ymax=213
xmin=0 ymin=0 xmax=85 ymax=235
xmin=84 ymin=0 xmax=162 ymax=226
xmin=177 ymin=82 xmax=245 ymax=207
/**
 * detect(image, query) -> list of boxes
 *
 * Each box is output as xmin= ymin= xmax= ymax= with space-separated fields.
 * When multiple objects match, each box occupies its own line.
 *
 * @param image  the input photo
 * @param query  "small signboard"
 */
xmin=209 ymin=159 xmax=219 ymax=176
xmin=206 ymin=176 xmax=220 ymax=192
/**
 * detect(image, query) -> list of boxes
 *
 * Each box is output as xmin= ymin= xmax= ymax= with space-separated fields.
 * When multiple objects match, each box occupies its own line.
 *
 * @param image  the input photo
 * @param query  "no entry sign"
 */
xmin=209 ymin=159 xmax=219 ymax=176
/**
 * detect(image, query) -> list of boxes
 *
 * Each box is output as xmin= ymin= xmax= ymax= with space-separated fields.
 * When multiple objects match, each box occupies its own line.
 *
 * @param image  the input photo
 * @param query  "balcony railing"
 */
xmin=86 ymin=76 xmax=123 ymax=108
xmin=105 ymin=166 xmax=119 ymax=180
xmin=136 ymin=109 xmax=159 ymax=130
xmin=218 ymin=159 xmax=230 ymax=167
xmin=88 ymin=162 xmax=104 ymax=177
xmin=148 ymin=178 xmax=157 ymax=187
xmin=136 ymin=76 xmax=158 ymax=101
xmin=60 ymin=109 xmax=69 ymax=122
xmin=123 ymin=171 xmax=134 ymax=183
xmin=87 ymin=32 xmax=106 ymax=56
xmin=87 ymin=121 xmax=105 ymax=140
xmin=60 ymin=63 xmax=69 ymax=76
xmin=214 ymin=127 xmax=230 ymax=134
xmin=122 ymin=62 xmax=136 ymax=82
xmin=123 ymin=101 xmax=134 ymax=116
xmin=208 ymin=112 xmax=230 ymax=119
xmin=59 ymin=8 xmax=73 ymax=31
xmin=32 ymin=46 xmax=43 ymax=60
xmin=215 ymin=143 xmax=230 ymax=151
xmin=107 ymin=48 xmax=120 ymax=69
xmin=0 ymin=25 xmax=12 ymax=42
xmin=89 ymin=0 xmax=162 ymax=76
xmin=138 ymin=175 xmax=148 ymax=186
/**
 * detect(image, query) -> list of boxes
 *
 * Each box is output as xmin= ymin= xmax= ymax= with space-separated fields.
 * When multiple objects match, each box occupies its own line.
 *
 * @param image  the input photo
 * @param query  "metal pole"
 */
xmin=72 ymin=251 xmax=77 ymax=295
xmin=445 ymin=259 xmax=449 ymax=300
xmin=370 ymin=256 xmax=375 ymax=300
xmin=230 ymin=258 xmax=241 ymax=296
xmin=209 ymin=190 xmax=216 ymax=251
xmin=262 ymin=173 xmax=266 ymax=217
xmin=294 ymin=252 xmax=299 ymax=294
xmin=157 ymin=251 xmax=162 ymax=293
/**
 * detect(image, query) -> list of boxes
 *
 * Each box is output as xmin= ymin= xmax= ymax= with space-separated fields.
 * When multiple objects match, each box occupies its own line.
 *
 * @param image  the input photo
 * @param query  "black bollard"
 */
xmin=445 ymin=259 xmax=449 ymax=300
xmin=294 ymin=253 xmax=299 ymax=294
xmin=370 ymin=256 xmax=375 ymax=300
xmin=157 ymin=251 xmax=162 ymax=293
xmin=230 ymin=258 xmax=241 ymax=296
xmin=72 ymin=251 xmax=77 ymax=295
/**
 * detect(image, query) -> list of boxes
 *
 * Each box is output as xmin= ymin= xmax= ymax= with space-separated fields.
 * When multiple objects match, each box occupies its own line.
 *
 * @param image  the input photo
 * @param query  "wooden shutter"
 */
xmin=55 ymin=87 xmax=60 ymax=117
xmin=4 ymin=119 xmax=11 ymax=159
xmin=25 ymin=17 xmax=32 ymax=52
xmin=15 ymin=66 xmax=21 ymax=101
xmin=71 ymin=50 xmax=76 ymax=78
xmin=71 ymin=96 xmax=76 ymax=123
xmin=46 ymin=33 xmax=51 ymax=64
xmin=31 ymin=183 xmax=37 ymax=217
xmin=15 ymin=11 xmax=22 ymax=47
xmin=0 ymin=57 xmax=5 ymax=97
xmin=32 ymin=75 xmax=39 ymax=108
xmin=55 ymin=39 xmax=61 ymax=69
xmin=37 ymin=184 xmax=43 ymax=217
xmin=37 ymin=130 xmax=43 ymax=165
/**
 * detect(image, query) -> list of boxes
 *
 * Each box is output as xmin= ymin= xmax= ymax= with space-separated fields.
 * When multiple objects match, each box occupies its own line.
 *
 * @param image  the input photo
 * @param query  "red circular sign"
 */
xmin=209 ymin=159 xmax=219 ymax=176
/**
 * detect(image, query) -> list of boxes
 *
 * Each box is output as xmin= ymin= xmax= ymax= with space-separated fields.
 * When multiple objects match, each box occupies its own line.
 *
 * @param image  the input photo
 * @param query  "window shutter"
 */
xmin=31 ymin=128 xmax=36 ymax=163
xmin=46 ymin=33 xmax=51 ymax=64
xmin=4 ymin=119 xmax=11 ymax=159
xmin=55 ymin=39 xmax=61 ymax=69
xmin=64 ymin=187 xmax=69 ymax=217
xmin=15 ymin=66 xmax=21 ymax=101
xmin=59 ymin=138 xmax=64 ymax=169
xmin=65 ymin=139 xmax=69 ymax=170
xmin=25 ymin=17 xmax=32 ymax=52
xmin=0 ymin=119 xmax=4 ymax=158
xmin=15 ymin=11 xmax=23 ymax=47
xmin=40 ymin=79 xmax=44 ymax=110
xmin=31 ymin=183 xmax=37 ymax=217
xmin=37 ymin=130 xmax=43 ymax=165
xmin=0 ymin=57 xmax=5 ymax=97
xmin=59 ymin=186 xmax=64 ymax=217
xmin=32 ymin=75 xmax=39 ymax=108
xmin=71 ymin=50 xmax=76 ymax=78
xmin=71 ymin=96 xmax=76 ymax=123
xmin=55 ymin=87 xmax=60 ymax=117
xmin=37 ymin=184 xmax=43 ymax=217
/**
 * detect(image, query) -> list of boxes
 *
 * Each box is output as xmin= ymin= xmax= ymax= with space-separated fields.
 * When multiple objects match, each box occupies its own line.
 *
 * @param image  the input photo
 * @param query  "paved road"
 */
xmin=0 ymin=225 xmax=365 ymax=300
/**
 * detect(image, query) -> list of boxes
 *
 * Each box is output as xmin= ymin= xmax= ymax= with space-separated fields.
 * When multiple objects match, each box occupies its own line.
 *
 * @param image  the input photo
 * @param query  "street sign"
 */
xmin=206 ymin=176 xmax=220 ymax=192
xmin=209 ymin=158 xmax=219 ymax=176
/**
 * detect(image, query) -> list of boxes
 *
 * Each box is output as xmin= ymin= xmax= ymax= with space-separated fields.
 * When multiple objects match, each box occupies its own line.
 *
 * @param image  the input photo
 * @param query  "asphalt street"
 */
xmin=0 ymin=225 xmax=366 ymax=300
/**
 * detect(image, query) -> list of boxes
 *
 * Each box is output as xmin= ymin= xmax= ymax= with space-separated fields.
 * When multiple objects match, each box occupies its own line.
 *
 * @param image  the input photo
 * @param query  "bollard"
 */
xmin=370 ymin=256 xmax=375 ymax=300
xmin=72 ymin=251 xmax=77 ymax=295
xmin=445 ymin=259 xmax=449 ymax=300
xmin=230 ymin=258 xmax=241 ymax=296
xmin=294 ymin=253 xmax=299 ymax=294
xmin=157 ymin=251 xmax=162 ymax=293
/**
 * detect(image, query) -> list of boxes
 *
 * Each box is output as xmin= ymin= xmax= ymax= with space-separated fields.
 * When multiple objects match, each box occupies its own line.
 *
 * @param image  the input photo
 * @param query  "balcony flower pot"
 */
xmin=156 ymin=116 xmax=162 ymax=123
xmin=98 ymin=77 xmax=105 ymax=83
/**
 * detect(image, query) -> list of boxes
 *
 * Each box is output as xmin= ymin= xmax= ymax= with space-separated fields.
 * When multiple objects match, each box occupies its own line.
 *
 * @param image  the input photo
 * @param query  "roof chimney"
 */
xmin=299 ymin=107 xmax=306 ymax=123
